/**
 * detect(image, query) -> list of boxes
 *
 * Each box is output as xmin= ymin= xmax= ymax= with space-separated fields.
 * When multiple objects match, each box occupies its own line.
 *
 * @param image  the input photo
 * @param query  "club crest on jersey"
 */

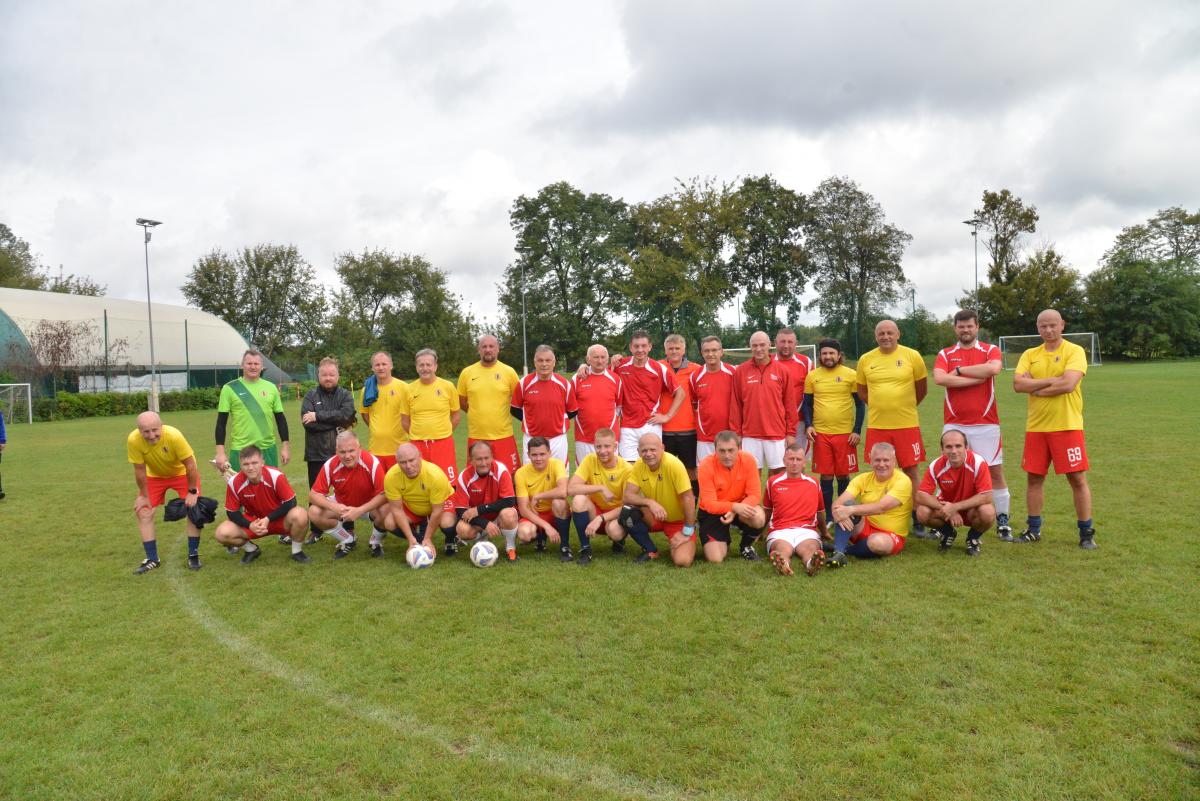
xmin=161 ymin=446 xmax=169 ymax=454
xmin=896 ymin=360 xmax=903 ymax=367
xmin=1054 ymin=356 xmax=1060 ymax=363
xmin=835 ymin=376 xmax=842 ymax=382
xmin=495 ymin=373 xmax=500 ymax=380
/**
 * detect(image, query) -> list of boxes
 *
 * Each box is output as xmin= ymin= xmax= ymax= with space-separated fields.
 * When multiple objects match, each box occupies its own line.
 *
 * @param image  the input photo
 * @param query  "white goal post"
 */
xmin=0 ymin=383 xmax=33 ymax=424
xmin=723 ymin=344 xmax=819 ymax=366
xmin=997 ymin=333 xmax=1102 ymax=370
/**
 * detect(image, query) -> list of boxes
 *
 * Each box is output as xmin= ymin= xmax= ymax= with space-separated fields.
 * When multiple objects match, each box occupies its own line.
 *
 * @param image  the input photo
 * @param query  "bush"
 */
xmin=36 ymin=389 xmax=222 ymax=421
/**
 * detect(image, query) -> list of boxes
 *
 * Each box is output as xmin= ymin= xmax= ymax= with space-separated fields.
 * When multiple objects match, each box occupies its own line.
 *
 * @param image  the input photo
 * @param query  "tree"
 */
xmin=379 ymin=262 xmax=478 ymax=377
xmin=0 ymin=223 xmax=105 ymax=295
xmin=728 ymin=175 xmax=812 ymax=331
xmin=973 ymin=189 xmax=1039 ymax=284
xmin=331 ymin=249 xmax=432 ymax=346
xmin=1086 ymin=258 xmax=1200 ymax=359
xmin=182 ymin=244 xmax=326 ymax=358
xmin=497 ymin=182 xmax=633 ymax=367
xmin=897 ymin=305 xmax=955 ymax=356
xmin=805 ymin=177 xmax=912 ymax=356
xmin=975 ymin=246 xmax=1085 ymax=336
xmin=1102 ymin=206 xmax=1200 ymax=267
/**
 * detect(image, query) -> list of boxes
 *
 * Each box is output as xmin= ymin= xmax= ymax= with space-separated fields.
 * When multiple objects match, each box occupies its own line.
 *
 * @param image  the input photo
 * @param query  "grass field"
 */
xmin=0 ymin=362 xmax=1197 ymax=800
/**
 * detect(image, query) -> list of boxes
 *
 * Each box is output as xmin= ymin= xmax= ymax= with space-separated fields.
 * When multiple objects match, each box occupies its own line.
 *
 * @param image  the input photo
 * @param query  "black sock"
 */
xmin=572 ymin=511 xmax=592 ymax=551
xmin=627 ymin=518 xmax=656 ymax=553
xmin=555 ymin=516 xmax=571 ymax=550
xmin=738 ymin=527 xmax=761 ymax=551
xmin=966 ymin=528 xmax=983 ymax=541
xmin=441 ymin=525 xmax=457 ymax=546
xmin=820 ymin=479 xmax=834 ymax=525
xmin=187 ymin=536 xmax=200 ymax=557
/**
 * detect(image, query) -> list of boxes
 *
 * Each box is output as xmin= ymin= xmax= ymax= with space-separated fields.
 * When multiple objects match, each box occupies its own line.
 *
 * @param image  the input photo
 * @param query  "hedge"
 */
xmin=35 ymin=388 xmax=222 ymax=421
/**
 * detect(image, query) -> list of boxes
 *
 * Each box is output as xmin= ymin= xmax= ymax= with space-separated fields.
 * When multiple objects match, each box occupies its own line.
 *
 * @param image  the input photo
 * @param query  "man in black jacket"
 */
xmin=301 ymin=357 xmax=356 ymax=542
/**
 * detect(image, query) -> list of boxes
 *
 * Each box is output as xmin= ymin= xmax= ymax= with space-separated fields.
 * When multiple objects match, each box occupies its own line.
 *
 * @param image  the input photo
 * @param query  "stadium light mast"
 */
xmin=963 ymin=218 xmax=981 ymax=306
xmin=136 ymin=218 xmax=162 ymax=412
xmin=520 ymin=260 xmax=528 ymax=376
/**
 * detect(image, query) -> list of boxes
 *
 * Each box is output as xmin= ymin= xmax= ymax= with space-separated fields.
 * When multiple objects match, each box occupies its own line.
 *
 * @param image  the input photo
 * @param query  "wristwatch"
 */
xmin=955 ymin=367 xmax=962 ymax=376
xmin=188 ymin=488 xmax=198 ymax=494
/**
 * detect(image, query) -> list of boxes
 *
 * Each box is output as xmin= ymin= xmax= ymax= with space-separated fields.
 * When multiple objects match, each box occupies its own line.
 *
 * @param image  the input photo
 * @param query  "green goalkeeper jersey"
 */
xmin=218 ymin=377 xmax=283 ymax=450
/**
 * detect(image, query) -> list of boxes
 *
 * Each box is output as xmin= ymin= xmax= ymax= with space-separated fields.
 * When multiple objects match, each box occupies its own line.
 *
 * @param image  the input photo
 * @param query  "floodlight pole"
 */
xmin=136 ymin=218 xmax=162 ymax=412
xmin=520 ymin=261 xmax=528 ymax=376
xmin=963 ymin=218 xmax=980 ymax=306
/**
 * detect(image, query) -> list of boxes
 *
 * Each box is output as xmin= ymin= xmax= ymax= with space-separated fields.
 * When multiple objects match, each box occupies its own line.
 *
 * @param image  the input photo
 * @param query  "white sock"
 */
xmin=242 ymin=541 xmax=258 ymax=552
xmin=324 ymin=525 xmax=349 ymax=544
xmin=291 ymin=538 xmax=303 ymax=554
xmin=994 ymin=488 xmax=1011 ymax=517
xmin=502 ymin=528 xmax=517 ymax=551
xmin=370 ymin=528 xmax=386 ymax=546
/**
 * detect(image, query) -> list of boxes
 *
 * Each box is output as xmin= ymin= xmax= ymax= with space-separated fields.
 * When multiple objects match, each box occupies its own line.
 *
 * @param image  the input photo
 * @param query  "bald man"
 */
xmin=127 ymin=412 xmax=203 ymax=574
xmin=730 ymin=330 xmax=798 ymax=475
xmin=573 ymin=343 xmax=622 ymax=467
xmin=619 ymin=433 xmax=698 ymax=566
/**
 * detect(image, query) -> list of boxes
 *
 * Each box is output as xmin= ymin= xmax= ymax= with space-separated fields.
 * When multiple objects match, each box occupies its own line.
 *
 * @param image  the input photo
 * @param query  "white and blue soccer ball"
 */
xmin=470 ymin=540 xmax=499 ymax=568
xmin=406 ymin=545 xmax=435 ymax=569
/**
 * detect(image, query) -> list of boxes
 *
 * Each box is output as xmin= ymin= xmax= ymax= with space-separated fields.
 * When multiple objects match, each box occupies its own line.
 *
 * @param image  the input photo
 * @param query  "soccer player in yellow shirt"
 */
xmin=1012 ymin=309 xmax=1096 ymax=548
xmin=457 ymin=335 xmax=521 ymax=473
xmin=127 ymin=412 xmax=203 ymax=574
xmin=567 ymin=427 xmax=631 ymax=564
xmin=402 ymin=348 xmax=461 ymax=499
xmin=513 ymin=437 xmax=571 ymax=561
xmin=803 ymin=338 xmax=864 ymax=528
xmin=358 ymin=351 xmax=409 ymax=471
xmin=620 ymin=433 xmax=698 ymax=566
xmin=382 ymin=443 xmax=456 ymax=561
xmin=828 ymin=442 xmax=913 ymax=566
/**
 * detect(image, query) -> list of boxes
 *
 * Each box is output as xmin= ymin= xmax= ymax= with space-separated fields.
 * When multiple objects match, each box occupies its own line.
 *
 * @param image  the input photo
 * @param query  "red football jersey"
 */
xmin=690 ymin=362 xmax=736 ymax=442
xmin=512 ymin=373 xmax=577 ymax=438
xmin=764 ymin=472 xmax=823 ymax=532
xmin=935 ymin=342 xmax=1002 ymax=425
xmin=729 ymin=358 xmax=798 ymax=439
xmin=918 ymin=451 xmax=993 ymax=503
xmin=660 ymin=359 xmax=701 ymax=433
xmin=226 ymin=466 xmax=295 ymax=520
xmin=454 ymin=461 xmax=516 ymax=509
xmin=573 ymin=368 xmax=622 ymax=444
xmin=774 ymin=352 xmax=812 ymax=419
xmin=616 ymin=358 xmax=678 ymax=428
xmin=311 ymin=451 xmax=385 ymax=506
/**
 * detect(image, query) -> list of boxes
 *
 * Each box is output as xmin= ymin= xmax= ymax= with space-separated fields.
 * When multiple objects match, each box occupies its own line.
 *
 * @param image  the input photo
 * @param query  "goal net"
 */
xmin=723 ymin=344 xmax=818 ymax=368
xmin=0 ymin=383 xmax=33 ymax=424
xmin=997 ymin=333 xmax=1101 ymax=370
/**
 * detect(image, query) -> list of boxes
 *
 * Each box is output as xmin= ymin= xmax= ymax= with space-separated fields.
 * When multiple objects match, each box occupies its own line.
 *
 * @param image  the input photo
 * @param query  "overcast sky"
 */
xmin=2 ymin=0 xmax=1197 ymax=328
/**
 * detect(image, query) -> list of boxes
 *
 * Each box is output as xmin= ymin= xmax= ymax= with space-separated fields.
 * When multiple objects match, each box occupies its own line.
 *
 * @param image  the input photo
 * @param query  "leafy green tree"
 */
xmin=975 ymin=246 xmax=1084 ymax=336
xmin=973 ymin=189 xmax=1039 ymax=284
xmin=1086 ymin=258 xmax=1200 ymax=359
xmin=379 ymin=264 xmax=478 ymax=377
xmin=1102 ymin=206 xmax=1200 ymax=266
xmin=805 ymin=177 xmax=911 ymax=356
xmin=1 ymin=223 xmax=105 ymax=295
xmin=728 ymin=175 xmax=812 ymax=331
xmin=896 ymin=305 xmax=955 ymax=356
xmin=331 ymin=249 xmax=432 ymax=347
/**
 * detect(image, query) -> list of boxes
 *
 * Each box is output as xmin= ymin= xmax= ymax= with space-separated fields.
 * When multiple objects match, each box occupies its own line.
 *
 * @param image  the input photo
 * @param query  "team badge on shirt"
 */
xmin=896 ymin=360 xmax=903 ymax=367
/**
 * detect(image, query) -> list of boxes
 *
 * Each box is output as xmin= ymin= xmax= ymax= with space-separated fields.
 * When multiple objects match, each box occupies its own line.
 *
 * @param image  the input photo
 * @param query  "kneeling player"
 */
xmin=454 ymin=441 xmax=519 ymax=548
xmin=383 ymin=443 xmax=456 ymax=561
xmin=828 ymin=442 xmax=913 ymax=567
xmin=914 ymin=429 xmax=995 ymax=556
xmin=619 ymin=434 xmax=697 ymax=566
xmin=696 ymin=430 xmax=766 ymax=563
xmin=513 ymin=436 xmax=571 ymax=561
xmin=306 ymin=430 xmax=389 ymax=559
xmin=764 ymin=442 xmax=826 ymax=576
xmin=567 ymin=427 xmax=631 ymax=564
xmin=214 ymin=445 xmax=311 ymax=563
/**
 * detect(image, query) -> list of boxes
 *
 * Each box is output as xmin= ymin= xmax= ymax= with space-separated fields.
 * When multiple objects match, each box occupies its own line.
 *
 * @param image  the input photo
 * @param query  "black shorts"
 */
xmin=698 ymin=510 xmax=761 ymax=544
xmin=663 ymin=431 xmax=698 ymax=469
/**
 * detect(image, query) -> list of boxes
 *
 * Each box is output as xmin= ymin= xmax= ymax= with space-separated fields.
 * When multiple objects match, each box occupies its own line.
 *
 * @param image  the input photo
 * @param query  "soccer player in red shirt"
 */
xmin=932 ymin=309 xmax=1012 ymax=539
xmin=773 ymin=327 xmax=813 ymax=445
xmin=214 ymin=445 xmax=311 ymax=564
xmin=454 ymin=441 xmax=519 ymax=547
xmin=511 ymin=345 xmax=578 ymax=465
xmin=764 ymin=442 xmax=826 ymax=576
xmin=730 ymin=331 xmax=798 ymax=474
xmin=573 ymin=344 xmax=622 ymax=467
xmin=615 ymin=330 xmax=685 ymax=462
xmin=691 ymin=335 xmax=736 ymax=464
xmin=659 ymin=333 xmax=702 ymax=484
xmin=306 ymin=430 xmax=389 ymax=559
xmin=915 ymin=429 xmax=996 ymax=556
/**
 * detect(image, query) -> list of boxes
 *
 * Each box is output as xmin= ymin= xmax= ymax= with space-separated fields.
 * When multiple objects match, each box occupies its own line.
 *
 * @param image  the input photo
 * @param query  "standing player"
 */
xmin=127 ymin=411 xmax=204 ymax=574
xmin=300 ymin=357 xmax=356 ymax=543
xmin=915 ymin=430 xmax=995 ymax=556
xmin=697 ymin=430 xmax=766 ymax=563
xmin=453 ymin=441 xmax=519 ymax=550
xmin=614 ymin=330 xmax=685 ymax=462
xmin=803 ymin=338 xmax=864 ymax=529
xmin=567 ymin=427 xmax=632 ymax=564
xmin=513 ymin=436 xmax=571 ymax=561
xmin=764 ymin=442 xmax=826 ymax=576
xmin=402 ymin=348 xmax=461 ymax=488
xmin=458 ymin=335 xmax=521 ymax=473
xmin=730 ymin=331 xmax=798 ymax=474
xmin=1012 ymin=309 xmax=1096 ymax=548
xmin=572 ymin=344 xmax=622 ymax=467
xmin=306 ymin=430 xmax=389 ymax=558
xmin=660 ymin=334 xmax=702 ymax=487
xmin=213 ymin=445 xmax=311 ymax=564
xmin=829 ymin=442 xmax=913 ymax=566
xmin=358 ymin=351 xmax=409 ymax=471
xmin=383 ymin=443 xmax=456 ymax=559
xmin=855 ymin=320 xmax=928 ymax=535
xmin=511 ymin=344 xmax=577 ymax=464
xmin=773 ymin=327 xmax=814 ymax=447
xmin=932 ymin=309 xmax=1012 ymax=539
xmin=690 ymin=336 xmax=736 ymax=463
xmin=619 ymin=434 xmax=698 ymax=566
xmin=214 ymin=349 xmax=290 ymax=471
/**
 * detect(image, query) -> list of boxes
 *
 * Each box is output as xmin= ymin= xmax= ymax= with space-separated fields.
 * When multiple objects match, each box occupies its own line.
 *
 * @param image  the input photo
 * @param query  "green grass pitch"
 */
xmin=0 ymin=362 xmax=1196 ymax=800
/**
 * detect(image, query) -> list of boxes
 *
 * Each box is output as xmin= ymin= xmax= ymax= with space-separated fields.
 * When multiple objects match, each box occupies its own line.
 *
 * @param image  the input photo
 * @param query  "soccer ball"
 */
xmin=470 ymin=540 xmax=499 ymax=568
xmin=406 ymin=545 xmax=435 ymax=569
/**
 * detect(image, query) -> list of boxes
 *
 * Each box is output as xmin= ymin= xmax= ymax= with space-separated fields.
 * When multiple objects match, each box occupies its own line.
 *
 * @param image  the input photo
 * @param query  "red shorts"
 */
xmin=864 ymin=427 xmax=925 ymax=468
xmin=373 ymin=453 xmax=398 ymax=471
xmin=241 ymin=517 xmax=287 ymax=540
xmin=1022 ymin=430 xmax=1088 ymax=475
xmin=650 ymin=519 xmax=690 ymax=540
xmin=147 ymin=474 xmax=191 ymax=507
xmin=415 ymin=438 xmax=458 ymax=484
xmin=812 ymin=432 xmax=858 ymax=476
xmin=851 ymin=521 xmax=906 ymax=555
xmin=529 ymin=508 xmax=561 ymax=527
xmin=469 ymin=436 xmax=519 ymax=474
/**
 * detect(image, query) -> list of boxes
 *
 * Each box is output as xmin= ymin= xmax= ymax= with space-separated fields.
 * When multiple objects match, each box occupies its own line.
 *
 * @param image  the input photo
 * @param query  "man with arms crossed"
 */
xmin=383 ymin=443 xmax=456 ymax=561
xmin=697 ymin=430 xmax=766 ymax=563
xmin=730 ymin=331 xmax=798 ymax=475
xmin=214 ymin=445 xmax=311 ymax=564
xmin=659 ymin=333 xmax=702 ymax=487
xmin=458 ymin=335 xmax=521 ymax=473
xmin=511 ymin=344 xmax=578 ymax=464
xmin=453 ymin=441 xmax=519 ymax=552
xmin=1012 ymin=309 xmax=1096 ymax=548
xmin=690 ymin=336 xmax=736 ymax=464
xmin=306 ymin=430 xmax=389 ymax=559
xmin=359 ymin=351 xmax=409 ymax=471
xmin=128 ymin=411 xmax=204 ymax=574
xmin=614 ymin=330 xmax=685 ymax=462
xmin=933 ymin=309 xmax=1012 ymax=540
xmin=572 ymin=344 xmax=622 ymax=467
xmin=828 ymin=442 xmax=913 ymax=566
xmin=773 ymin=327 xmax=814 ymax=447
xmin=764 ymin=442 xmax=826 ymax=577
xmin=619 ymin=434 xmax=698 ymax=566
xmin=513 ymin=436 xmax=571 ymax=561
xmin=915 ymin=429 xmax=995 ymax=556
xmin=803 ymin=338 xmax=864 ymax=530
xmin=567 ymin=427 xmax=631 ymax=564
xmin=300 ymin=357 xmax=356 ymax=543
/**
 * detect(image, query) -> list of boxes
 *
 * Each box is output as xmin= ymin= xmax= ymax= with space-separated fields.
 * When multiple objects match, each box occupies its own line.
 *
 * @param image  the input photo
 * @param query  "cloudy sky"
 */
xmin=2 ymin=0 xmax=1197 ymax=327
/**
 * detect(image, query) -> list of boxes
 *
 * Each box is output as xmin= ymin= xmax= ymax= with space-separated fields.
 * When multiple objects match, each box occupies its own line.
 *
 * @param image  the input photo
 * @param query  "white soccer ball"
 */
xmin=406 ymin=545 xmax=435 ymax=569
xmin=470 ymin=540 xmax=499 ymax=568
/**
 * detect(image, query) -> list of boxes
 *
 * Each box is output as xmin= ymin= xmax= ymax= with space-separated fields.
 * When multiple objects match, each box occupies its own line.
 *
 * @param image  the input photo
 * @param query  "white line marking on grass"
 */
xmin=166 ymin=541 xmax=747 ymax=801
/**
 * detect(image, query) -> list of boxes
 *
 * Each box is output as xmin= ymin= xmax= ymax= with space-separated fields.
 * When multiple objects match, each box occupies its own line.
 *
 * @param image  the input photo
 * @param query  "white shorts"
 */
xmin=741 ymin=436 xmax=786 ymax=470
xmin=766 ymin=527 xmax=821 ymax=550
xmin=696 ymin=440 xmax=716 ymax=463
xmin=619 ymin=423 xmax=662 ymax=462
xmin=524 ymin=433 xmax=568 ymax=465
xmin=942 ymin=423 xmax=1003 ymax=465
xmin=575 ymin=440 xmax=596 ymax=467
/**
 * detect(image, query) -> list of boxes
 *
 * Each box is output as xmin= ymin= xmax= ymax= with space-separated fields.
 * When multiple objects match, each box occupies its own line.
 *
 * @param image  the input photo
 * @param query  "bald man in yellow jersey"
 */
xmin=458 ymin=335 xmax=521 ymax=473
xmin=382 ymin=443 xmax=456 ymax=561
xmin=619 ymin=434 xmax=698 ymax=567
